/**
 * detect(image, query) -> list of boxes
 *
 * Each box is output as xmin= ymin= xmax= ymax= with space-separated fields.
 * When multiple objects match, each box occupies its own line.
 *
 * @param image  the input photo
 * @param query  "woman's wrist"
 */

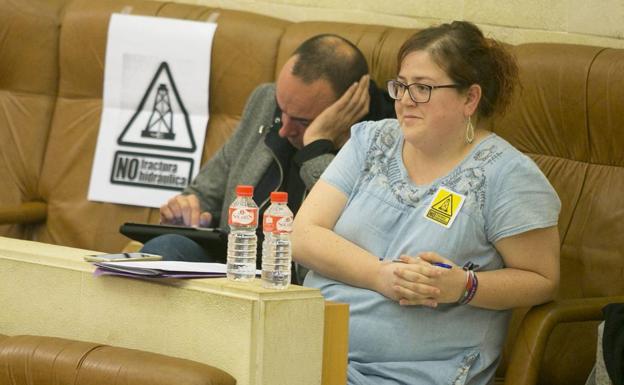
xmin=456 ymin=264 xmax=479 ymax=305
xmin=369 ymin=259 xmax=385 ymax=293
xmin=370 ymin=259 xmax=397 ymax=299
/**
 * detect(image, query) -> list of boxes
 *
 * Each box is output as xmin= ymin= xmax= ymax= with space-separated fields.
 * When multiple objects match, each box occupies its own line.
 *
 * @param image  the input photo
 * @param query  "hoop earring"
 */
xmin=465 ymin=116 xmax=475 ymax=144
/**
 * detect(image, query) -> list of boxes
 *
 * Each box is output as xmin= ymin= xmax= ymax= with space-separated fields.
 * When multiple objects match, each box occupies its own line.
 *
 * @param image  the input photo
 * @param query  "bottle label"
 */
xmin=229 ymin=207 xmax=258 ymax=226
xmin=273 ymin=215 xmax=293 ymax=234
xmin=263 ymin=214 xmax=276 ymax=233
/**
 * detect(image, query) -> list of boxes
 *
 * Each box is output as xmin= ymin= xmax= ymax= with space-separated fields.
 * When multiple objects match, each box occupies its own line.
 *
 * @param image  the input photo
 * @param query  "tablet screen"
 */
xmin=119 ymin=222 xmax=227 ymax=257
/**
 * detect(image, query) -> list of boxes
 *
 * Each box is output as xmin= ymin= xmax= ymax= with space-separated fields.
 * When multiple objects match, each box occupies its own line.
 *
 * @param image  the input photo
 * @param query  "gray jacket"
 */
xmin=184 ymin=83 xmax=334 ymax=229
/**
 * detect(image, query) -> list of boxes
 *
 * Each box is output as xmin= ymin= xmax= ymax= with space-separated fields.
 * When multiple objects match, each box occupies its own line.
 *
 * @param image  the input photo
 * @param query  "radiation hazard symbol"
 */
xmin=423 ymin=186 xmax=466 ymax=228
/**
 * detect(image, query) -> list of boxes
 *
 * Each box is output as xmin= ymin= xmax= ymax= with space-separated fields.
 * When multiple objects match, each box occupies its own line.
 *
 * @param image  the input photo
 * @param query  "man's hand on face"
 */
xmin=160 ymin=193 xmax=213 ymax=227
xmin=302 ymin=74 xmax=370 ymax=148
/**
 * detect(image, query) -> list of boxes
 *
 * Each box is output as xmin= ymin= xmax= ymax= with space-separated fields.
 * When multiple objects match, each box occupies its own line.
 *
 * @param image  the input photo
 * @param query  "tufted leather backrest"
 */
xmin=32 ymin=0 xmax=290 ymax=251
xmin=0 ymin=0 xmax=65 ymax=239
xmin=0 ymin=0 xmax=414 ymax=252
xmin=494 ymin=43 xmax=624 ymax=384
xmin=499 ymin=45 xmax=624 ymax=290
xmin=23 ymin=0 xmax=413 ymax=252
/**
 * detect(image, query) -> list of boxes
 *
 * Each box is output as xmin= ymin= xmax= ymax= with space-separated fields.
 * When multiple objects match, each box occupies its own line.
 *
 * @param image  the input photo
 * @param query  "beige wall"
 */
xmin=170 ymin=0 xmax=624 ymax=48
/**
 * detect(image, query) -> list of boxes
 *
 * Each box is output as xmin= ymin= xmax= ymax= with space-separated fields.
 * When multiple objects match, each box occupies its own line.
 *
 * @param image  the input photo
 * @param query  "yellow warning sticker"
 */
xmin=424 ymin=186 xmax=465 ymax=228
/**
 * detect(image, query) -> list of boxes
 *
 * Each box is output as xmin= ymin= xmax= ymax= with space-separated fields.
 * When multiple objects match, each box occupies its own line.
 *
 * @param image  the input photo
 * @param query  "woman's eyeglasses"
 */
xmin=386 ymin=79 xmax=460 ymax=103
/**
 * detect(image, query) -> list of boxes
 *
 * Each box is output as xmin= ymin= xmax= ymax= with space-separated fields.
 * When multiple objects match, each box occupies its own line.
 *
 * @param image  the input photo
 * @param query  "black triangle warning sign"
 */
xmin=117 ymin=62 xmax=196 ymax=152
xmin=424 ymin=187 xmax=466 ymax=228
xmin=431 ymin=193 xmax=453 ymax=216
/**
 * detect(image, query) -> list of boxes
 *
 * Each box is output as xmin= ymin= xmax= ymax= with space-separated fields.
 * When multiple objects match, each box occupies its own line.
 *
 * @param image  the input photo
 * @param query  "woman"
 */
xmin=291 ymin=21 xmax=561 ymax=385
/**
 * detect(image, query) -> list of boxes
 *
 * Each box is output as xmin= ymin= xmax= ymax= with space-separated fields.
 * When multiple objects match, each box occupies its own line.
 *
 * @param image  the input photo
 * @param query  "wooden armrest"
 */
xmin=322 ymin=301 xmax=349 ymax=385
xmin=0 ymin=202 xmax=47 ymax=225
xmin=503 ymin=295 xmax=624 ymax=385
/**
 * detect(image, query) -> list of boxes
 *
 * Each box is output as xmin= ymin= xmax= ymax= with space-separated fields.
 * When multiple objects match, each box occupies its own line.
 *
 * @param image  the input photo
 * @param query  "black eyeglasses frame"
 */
xmin=386 ymin=79 xmax=461 ymax=103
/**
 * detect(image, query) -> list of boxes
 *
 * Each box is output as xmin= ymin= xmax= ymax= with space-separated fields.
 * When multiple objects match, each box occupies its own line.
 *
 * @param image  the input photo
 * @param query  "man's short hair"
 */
xmin=292 ymin=34 xmax=369 ymax=98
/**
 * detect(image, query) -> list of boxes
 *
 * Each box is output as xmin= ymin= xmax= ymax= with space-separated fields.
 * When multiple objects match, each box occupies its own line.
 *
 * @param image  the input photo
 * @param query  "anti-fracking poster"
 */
xmin=88 ymin=13 xmax=217 ymax=207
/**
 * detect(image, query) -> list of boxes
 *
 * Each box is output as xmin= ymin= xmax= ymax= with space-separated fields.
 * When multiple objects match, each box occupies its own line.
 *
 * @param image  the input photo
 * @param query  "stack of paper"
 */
xmin=93 ymin=261 xmax=260 ymax=279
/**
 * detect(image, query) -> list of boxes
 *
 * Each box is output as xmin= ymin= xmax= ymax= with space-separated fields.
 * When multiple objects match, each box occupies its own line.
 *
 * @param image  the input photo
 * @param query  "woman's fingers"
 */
xmin=393 ymin=285 xmax=438 ymax=307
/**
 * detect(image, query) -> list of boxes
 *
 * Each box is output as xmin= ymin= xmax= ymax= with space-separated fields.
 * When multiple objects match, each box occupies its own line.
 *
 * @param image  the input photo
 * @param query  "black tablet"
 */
xmin=119 ymin=222 xmax=227 ymax=256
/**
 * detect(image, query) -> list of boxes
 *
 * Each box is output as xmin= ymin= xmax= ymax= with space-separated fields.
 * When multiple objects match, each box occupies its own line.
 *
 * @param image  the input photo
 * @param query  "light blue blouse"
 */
xmin=304 ymin=119 xmax=561 ymax=385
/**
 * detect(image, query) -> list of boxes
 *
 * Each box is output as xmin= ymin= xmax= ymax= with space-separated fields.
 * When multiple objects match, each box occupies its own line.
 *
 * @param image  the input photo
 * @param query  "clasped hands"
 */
xmin=377 ymin=252 xmax=467 ymax=308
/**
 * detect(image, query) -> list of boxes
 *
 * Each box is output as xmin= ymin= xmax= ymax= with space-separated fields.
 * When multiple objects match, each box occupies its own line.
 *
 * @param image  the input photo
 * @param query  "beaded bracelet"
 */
xmin=464 ymin=270 xmax=479 ymax=304
xmin=457 ymin=263 xmax=479 ymax=305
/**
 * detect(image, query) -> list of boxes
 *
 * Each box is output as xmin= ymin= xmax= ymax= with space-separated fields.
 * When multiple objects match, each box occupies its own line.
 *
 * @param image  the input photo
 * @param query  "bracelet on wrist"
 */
xmin=457 ymin=262 xmax=479 ymax=305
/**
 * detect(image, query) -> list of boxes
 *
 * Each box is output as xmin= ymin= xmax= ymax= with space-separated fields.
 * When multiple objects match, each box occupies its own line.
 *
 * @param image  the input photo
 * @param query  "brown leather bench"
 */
xmin=0 ymin=335 xmax=235 ymax=385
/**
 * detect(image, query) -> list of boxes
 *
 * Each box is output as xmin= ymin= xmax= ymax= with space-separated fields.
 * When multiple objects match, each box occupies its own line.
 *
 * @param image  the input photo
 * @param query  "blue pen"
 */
xmin=391 ymin=259 xmax=452 ymax=269
xmin=432 ymin=262 xmax=452 ymax=269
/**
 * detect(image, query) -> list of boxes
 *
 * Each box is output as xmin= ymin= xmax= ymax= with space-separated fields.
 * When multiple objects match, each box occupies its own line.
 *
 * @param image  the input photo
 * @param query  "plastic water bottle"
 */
xmin=261 ymin=197 xmax=276 ymax=269
xmin=226 ymin=185 xmax=258 ymax=281
xmin=261 ymin=191 xmax=293 ymax=289
xmin=261 ymin=192 xmax=286 ymax=271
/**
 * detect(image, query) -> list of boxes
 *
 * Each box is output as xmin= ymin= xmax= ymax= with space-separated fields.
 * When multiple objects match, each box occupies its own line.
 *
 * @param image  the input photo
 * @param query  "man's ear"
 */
xmin=464 ymin=84 xmax=482 ymax=116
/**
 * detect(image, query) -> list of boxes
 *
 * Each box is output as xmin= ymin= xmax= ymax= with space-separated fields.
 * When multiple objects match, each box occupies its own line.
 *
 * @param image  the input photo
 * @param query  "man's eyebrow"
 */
xmin=274 ymin=98 xmax=312 ymax=124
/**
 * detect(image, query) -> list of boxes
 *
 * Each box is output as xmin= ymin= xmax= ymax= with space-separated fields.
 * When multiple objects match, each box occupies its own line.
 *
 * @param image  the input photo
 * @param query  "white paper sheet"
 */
xmin=100 ymin=260 xmax=229 ymax=273
xmin=88 ymin=14 xmax=217 ymax=207
xmin=93 ymin=260 xmax=262 ymax=279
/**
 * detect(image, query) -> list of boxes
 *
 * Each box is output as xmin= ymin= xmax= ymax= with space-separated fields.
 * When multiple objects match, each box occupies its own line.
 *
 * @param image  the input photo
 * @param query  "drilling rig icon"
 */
xmin=142 ymin=83 xmax=175 ymax=140
xmin=117 ymin=61 xmax=196 ymax=152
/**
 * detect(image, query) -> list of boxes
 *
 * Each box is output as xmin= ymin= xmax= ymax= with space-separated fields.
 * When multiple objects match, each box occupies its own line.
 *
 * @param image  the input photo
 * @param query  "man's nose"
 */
xmin=278 ymin=115 xmax=298 ymax=137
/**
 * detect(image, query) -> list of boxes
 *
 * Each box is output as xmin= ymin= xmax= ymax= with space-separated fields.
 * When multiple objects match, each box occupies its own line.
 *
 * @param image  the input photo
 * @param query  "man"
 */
xmin=142 ymin=34 xmax=395 ymax=269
